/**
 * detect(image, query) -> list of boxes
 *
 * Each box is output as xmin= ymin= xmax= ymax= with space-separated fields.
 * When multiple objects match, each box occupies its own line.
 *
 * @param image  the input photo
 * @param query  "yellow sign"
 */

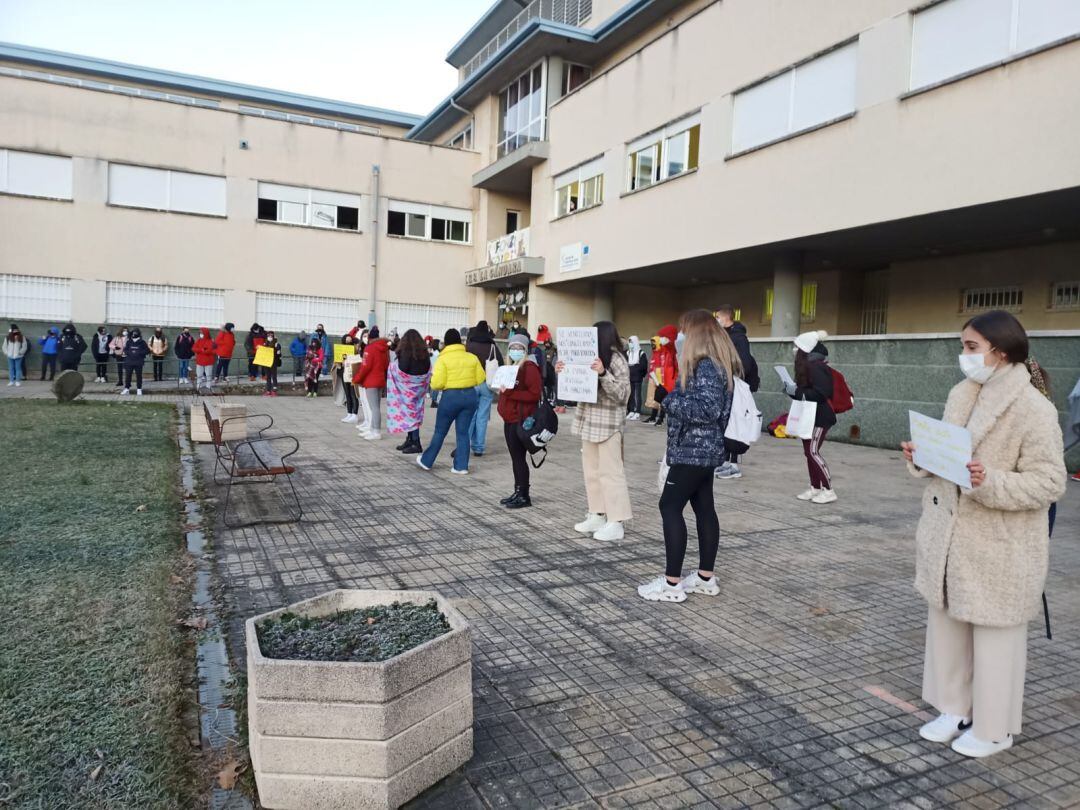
xmin=253 ymin=345 xmax=276 ymax=367
xmin=333 ymin=343 xmax=356 ymax=364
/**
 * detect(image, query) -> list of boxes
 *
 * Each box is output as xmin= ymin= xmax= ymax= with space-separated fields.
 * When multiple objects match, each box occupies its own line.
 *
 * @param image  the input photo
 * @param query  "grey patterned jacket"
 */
xmin=663 ymin=358 xmax=732 ymax=468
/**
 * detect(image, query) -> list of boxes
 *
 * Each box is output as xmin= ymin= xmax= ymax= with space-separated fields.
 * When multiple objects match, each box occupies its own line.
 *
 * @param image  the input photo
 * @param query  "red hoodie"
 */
xmin=650 ymin=324 xmax=678 ymax=390
xmin=214 ymin=329 xmax=235 ymax=359
xmin=193 ymin=328 xmax=216 ymax=366
xmin=353 ymin=338 xmax=389 ymax=388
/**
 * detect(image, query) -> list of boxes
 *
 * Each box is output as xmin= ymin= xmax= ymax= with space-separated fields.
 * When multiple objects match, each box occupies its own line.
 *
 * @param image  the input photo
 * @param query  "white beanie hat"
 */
xmin=793 ymin=329 xmax=828 ymax=354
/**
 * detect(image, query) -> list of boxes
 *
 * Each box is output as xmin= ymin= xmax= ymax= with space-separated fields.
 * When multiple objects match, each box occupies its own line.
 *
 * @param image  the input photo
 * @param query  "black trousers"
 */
xmin=248 ymin=356 xmax=262 ymax=378
xmin=60 ymin=360 xmax=79 ymax=372
xmin=152 ymin=357 xmax=164 ymax=381
xmin=95 ymin=360 xmax=109 ymax=379
xmin=124 ymin=366 xmax=144 ymax=390
xmin=627 ymin=380 xmax=643 ymax=413
xmin=343 ymin=377 xmax=359 ymax=414
xmin=660 ymin=464 xmax=720 ymax=578
xmin=214 ymin=358 xmax=231 ymax=379
xmin=265 ymin=368 xmax=278 ymax=391
xmin=504 ymin=422 xmax=530 ymax=492
xmin=114 ymin=356 xmax=125 ymax=385
xmin=40 ymin=355 xmax=57 ymax=379
xmin=293 ymin=356 xmax=304 ymax=377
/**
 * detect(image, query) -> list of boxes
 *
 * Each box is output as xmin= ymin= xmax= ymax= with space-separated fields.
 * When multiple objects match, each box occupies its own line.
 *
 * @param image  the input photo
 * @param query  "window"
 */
xmin=561 ymin=63 xmax=592 ymax=96
xmin=386 ymin=200 xmax=471 ymax=244
xmin=1050 ymin=280 xmax=1080 ymax=311
xmin=0 ymin=149 xmax=73 ymax=200
xmin=762 ymin=288 xmax=774 ymax=322
xmin=962 ymin=285 xmax=1023 ymax=312
xmin=498 ymin=63 xmax=545 ymax=157
xmin=910 ymin=0 xmax=1080 ymax=90
xmin=255 ymin=292 xmax=363 ymax=335
xmin=732 ymin=42 xmax=857 ymax=154
xmin=384 ymin=302 xmax=469 ymax=340
xmin=553 ymin=157 xmax=604 ymax=217
xmin=762 ymin=284 xmax=820 ymax=323
xmin=446 ymin=124 xmax=474 ymax=150
xmin=626 ymin=114 xmax=701 ymax=192
xmin=108 ymin=164 xmax=226 ymax=216
xmin=860 ymin=269 xmax=889 ymax=335
xmin=256 ymin=182 xmax=362 ymax=231
xmin=106 ymin=282 xmax=224 ymax=327
xmin=237 ymin=104 xmax=379 ymax=135
xmin=0 ymin=273 xmax=71 ymax=320
xmin=506 ymin=210 xmax=520 ymax=235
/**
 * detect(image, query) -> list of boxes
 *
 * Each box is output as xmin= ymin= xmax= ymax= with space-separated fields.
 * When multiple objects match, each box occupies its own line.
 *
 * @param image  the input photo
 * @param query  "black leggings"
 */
xmin=342 ymin=375 xmax=359 ymax=414
xmin=265 ymin=368 xmax=278 ymax=391
xmin=660 ymin=464 xmax=719 ymax=578
xmin=504 ymin=422 xmax=530 ymax=492
xmin=96 ymin=361 xmax=109 ymax=379
xmin=627 ymin=380 xmax=643 ymax=413
xmin=40 ymin=355 xmax=57 ymax=380
xmin=152 ymin=357 xmax=164 ymax=381
xmin=124 ymin=366 xmax=144 ymax=390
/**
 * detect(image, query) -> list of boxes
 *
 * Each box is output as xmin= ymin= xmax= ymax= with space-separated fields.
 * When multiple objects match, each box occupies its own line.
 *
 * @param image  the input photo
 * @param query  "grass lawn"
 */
xmin=0 ymin=400 xmax=197 ymax=809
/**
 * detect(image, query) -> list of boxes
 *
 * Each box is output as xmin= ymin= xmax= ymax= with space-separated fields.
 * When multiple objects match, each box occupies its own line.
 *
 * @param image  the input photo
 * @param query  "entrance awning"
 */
xmin=465 ymin=257 xmax=544 ymax=288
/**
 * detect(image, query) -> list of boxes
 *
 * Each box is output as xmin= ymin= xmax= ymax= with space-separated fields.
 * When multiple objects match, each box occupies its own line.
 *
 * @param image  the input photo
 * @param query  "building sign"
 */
xmin=560 ymin=242 xmax=589 ymax=273
xmin=466 ymin=260 xmax=525 ymax=286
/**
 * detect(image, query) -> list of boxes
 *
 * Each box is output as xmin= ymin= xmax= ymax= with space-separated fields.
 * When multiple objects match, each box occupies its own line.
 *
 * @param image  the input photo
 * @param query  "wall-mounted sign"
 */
xmin=559 ymin=242 xmax=589 ymax=273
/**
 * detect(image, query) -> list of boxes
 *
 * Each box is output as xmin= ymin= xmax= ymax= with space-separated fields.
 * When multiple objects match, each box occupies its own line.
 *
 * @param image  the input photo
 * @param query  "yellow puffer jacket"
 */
xmin=431 ymin=343 xmax=486 ymax=391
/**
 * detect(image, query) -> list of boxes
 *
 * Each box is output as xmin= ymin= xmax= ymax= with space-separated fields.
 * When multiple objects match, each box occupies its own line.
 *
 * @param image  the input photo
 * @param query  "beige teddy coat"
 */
xmin=911 ymin=362 xmax=1066 ymax=627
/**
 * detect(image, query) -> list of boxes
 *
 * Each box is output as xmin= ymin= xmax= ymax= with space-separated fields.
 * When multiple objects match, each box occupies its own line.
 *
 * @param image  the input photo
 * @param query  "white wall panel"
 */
xmin=910 ymin=0 xmax=1012 ymax=89
xmin=109 ymin=164 xmax=169 ymax=210
xmin=790 ymin=43 xmax=857 ymax=133
xmin=384 ymin=302 xmax=468 ymax=340
xmin=1016 ymin=0 xmax=1080 ymax=52
xmin=0 ymin=274 xmax=72 ymax=321
xmin=170 ymin=172 xmax=226 ymax=216
xmin=732 ymin=72 xmax=792 ymax=153
xmin=106 ymin=282 xmax=224 ymax=327
xmin=5 ymin=151 xmax=73 ymax=199
xmin=255 ymin=293 xmax=364 ymax=336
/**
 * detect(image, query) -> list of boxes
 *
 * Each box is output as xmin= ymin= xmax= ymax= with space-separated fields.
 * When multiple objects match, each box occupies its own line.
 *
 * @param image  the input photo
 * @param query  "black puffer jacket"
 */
xmin=57 ymin=324 xmax=87 ymax=366
xmin=790 ymin=347 xmax=836 ymax=428
xmin=466 ymin=333 xmax=502 ymax=368
xmin=725 ymin=322 xmax=759 ymax=393
xmin=123 ymin=331 xmax=150 ymax=367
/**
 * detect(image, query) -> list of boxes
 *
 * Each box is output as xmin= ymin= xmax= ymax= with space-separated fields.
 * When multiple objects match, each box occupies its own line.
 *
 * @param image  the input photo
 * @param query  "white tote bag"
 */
xmin=485 ymin=345 xmax=501 ymax=389
xmin=724 ymin=377 xmax=762 ymax=446
xmin=786 ymin=398 xmax=818 ymax=440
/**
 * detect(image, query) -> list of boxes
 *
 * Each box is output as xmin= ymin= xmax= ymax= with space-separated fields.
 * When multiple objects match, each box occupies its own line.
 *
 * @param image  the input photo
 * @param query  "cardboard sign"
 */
xmin=909 ymin=410 xmax=973 ymax=489
xmin=558 ymin=363 xmax=598 ymax=403
xmin=333 ymin=343 xmax=356 ymax=364
xmin=253 ymin=345 xmax=276 ymax=368
xmin=556 ymin=327 xmax=599 ymax=404
xmin=490 ymin=365 xmax=520 ymax=390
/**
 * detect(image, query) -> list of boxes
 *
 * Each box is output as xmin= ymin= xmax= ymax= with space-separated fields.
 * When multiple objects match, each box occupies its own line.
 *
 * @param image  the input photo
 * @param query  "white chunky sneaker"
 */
xmin=951 ymin=730 xmax=1013 ymax=758
xmin=715 ymin=462 xmax=742 ymax=480
xmin=136 ymin=389 xmax=143 ymax=396
xmin=341 ymin=413 xmax=357 ymax=423
xmin=415 ymin=456 xmax=431 ymax=471
xmin=811 ymin=489 xmax=838 ymax=504
xmin=120 ymin=388 xmax=130 ymax=396
xmin=637 ymin=576 xmax=687 ymax=603
xmin=363 ymin=431 xmax=381 ymax=441
xmin=574 ymin=513 xmax=606 ymax=534
xmin=679 ymin=572 xmax=720 ymax=596
xmin=796 ymin=487 xmax=821 ymax=501
xmin=592 ymin=521 xmax=624 ymax=541
xmin=919 ymin=713 xmax=972 ymax=743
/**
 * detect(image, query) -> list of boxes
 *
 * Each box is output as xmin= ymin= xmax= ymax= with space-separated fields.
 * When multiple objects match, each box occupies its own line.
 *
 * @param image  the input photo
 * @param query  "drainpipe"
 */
xmin=368 ymin=164 xmax=380 ymax=327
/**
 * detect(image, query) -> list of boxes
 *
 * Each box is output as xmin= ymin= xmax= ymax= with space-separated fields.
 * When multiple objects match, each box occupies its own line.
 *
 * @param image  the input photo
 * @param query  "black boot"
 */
xmin=499 ymin=487 xmax=522 ymax=505
xmin=642 ymin=413 xmax=656 ymax=424
xmin=400 ymin=440 xmax=422 ymax=454
xmin=505 ymin=489 xmax=532 ymax=509
xmin=395 ymin=440 xmax=410 ymax=451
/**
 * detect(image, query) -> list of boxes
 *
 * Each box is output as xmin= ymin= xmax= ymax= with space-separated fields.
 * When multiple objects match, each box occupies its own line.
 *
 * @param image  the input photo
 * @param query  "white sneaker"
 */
xmin=450 ymin=468 xmax=469 ymax=475
xmin=951 ymin=729 xmax=1013 ymax=758
xmin=919 ymin=713 xmax=972 ymax=743
xmin=679 ymin=572 xmax=720 ymax=596
xmin=415 ymin=456 xmax=431 ymax=471
xmin=593 ymin=521 xmax=624 ymax=541
xmin=637 ymin=576 xmax=687 ymax=603
xmin=120 ymin=388 xmax=130 ymax=396
xmin=715 ymin=462 xmax=742 ymax=480
xmin=574 ymin=513 xmax=606 ymax=534
xmin=341 ymin=414 xmax=357 ymax=423
xmin=363 ymin=431 xmax=381 ymax=441
xmin=796 ymin=488 xmax=821 ymax=501
xmin=136 ymin=390 xmax=143 ymax=396
xmin=14 ymin=381 xmax=20 ymax=387
xmin=6 ymin=381 xmax=12 ymax=386
xmin=811 ymin=489 xmax=838 ymax=504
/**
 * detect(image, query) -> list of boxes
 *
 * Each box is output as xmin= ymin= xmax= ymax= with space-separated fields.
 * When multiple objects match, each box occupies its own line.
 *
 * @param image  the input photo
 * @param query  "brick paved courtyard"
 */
xmin=194 ymin=392 xmax=1080 ymax=809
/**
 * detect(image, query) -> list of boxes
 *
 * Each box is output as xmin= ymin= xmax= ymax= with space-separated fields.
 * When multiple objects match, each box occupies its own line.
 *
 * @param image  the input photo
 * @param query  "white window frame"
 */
xmin=446 ymin=123 xmax=474 ymax=150
xmin=626 ymin=113 xmax=701 ymax=192
xmin=561 ymin=62 xmax=592 ymax=97
xmin=108 ymin=164 xmax=226 ymax=217
xmin=961 ymin=285 xmax=1024 ymax=313
xmin=105 ymin=282 xmax=225 ymax=328
xmin=387 ymin=200 xmax=472 ymax=245
xmin=0 ymin=149 xmax=74 ymax=200
xmin=256 ymin=182 xmax=363 ymax=232
xmin=553 ymin=157 xmax=605 ymax=218
xmin=731 ymin=41 xmax=858 ymax=155
xmin=0 ymin=273 xmax=72 ymax=320
xmin=910 ymin=0 xmax=1080 ymax=91
xmin=1050 ymin=280 xmax=1080 ymax=311
xmin=497 ymin=62 xmax=546 ymax=158
xmin=255 ymin=292 xmax=364 ymax=335
xmin=384 ymin=302 xmax=469 ymax=340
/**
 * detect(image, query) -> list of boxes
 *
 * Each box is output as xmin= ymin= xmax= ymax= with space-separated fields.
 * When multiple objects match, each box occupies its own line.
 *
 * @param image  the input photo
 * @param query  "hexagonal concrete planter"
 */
xmin=246 ymin=589 xmax=473 ymax=810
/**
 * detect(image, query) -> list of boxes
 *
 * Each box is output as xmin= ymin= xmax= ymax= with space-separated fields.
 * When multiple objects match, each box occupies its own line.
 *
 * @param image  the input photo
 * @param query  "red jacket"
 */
xmin=193 ymin=329 xmax=216 ymax=365
xmin=649 ymin=324 xmax=678 ymax=390
xmin=353 ymin=338 xmax=389 ymax=388
xmin=214 ymin=330 xmax=235 ymax=360
xmin=497 ymin=361 xmax=542 ymax=424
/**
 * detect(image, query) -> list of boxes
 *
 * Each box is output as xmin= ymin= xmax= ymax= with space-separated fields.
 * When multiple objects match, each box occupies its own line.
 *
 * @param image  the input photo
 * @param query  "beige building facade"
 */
xmin=3 ymin=0 xmax=1080 ymax=342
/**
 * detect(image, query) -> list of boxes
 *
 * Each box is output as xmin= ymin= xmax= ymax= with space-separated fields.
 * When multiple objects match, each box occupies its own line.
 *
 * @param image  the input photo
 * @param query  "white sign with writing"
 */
xmin=909 ymin=410 xmax=973 ymax=489
xmin=560 ymin=242 xmax=584 ymax=273
xmin=556 ymin=326 xmax=599 ymax=403
xmin=489 ymin=365 xmax=520 ymax=390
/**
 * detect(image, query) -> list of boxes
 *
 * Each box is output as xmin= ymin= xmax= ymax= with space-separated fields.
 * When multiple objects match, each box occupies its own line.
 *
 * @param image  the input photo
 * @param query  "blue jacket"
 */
xmin=663 ymin=358 xmax=732 ymax=468
xmin=39 ymin=329 xmax=59 ymax=355
xmin=289 ymin=336 xmax=308 ymax=358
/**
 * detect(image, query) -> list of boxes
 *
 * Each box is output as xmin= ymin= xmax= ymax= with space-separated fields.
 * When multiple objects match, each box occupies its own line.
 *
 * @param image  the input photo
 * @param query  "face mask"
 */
xmin=509 ymin=348 xmax=526 ymax=362
xmin=675 ymin=332 xmax=685 ymax=355
xmin=122 ymin=331 xmax=128 ymax=337
xmin=959 ymin=352 xmax=996 ymax=384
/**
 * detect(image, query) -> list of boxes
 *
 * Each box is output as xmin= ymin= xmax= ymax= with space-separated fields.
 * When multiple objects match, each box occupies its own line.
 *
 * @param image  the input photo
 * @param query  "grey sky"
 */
xmin=0 ymin=0 xmax=494 ymax=114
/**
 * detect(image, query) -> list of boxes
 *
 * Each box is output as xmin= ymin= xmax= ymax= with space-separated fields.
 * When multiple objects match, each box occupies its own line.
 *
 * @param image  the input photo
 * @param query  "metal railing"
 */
xmin=461 ymin=0 xmax=593 ymax=80
xmin=486 ymin=227 xmax=532 ymax=266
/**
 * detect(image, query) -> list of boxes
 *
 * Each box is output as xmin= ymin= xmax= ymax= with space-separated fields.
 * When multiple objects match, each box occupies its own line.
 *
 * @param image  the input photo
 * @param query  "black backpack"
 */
xmin=516 ymin=398 xmax=559 ymax=468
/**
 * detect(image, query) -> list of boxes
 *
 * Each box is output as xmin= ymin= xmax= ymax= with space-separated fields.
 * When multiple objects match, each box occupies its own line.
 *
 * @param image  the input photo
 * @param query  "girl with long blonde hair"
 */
xmin=638 ymin=309 xmax=739 ymax=603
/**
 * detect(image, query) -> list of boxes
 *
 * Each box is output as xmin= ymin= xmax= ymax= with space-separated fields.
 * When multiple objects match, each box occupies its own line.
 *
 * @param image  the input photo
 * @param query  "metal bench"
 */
xmin=203 ymin=401 xmax=302 ymax=528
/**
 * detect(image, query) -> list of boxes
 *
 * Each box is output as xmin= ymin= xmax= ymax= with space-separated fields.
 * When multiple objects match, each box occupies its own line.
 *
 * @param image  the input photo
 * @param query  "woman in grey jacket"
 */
xmin=638 ymin=310 xmax=739 ymax=603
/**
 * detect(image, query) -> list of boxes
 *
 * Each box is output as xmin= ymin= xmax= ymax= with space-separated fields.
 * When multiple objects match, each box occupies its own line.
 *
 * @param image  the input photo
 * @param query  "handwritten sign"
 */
xmin=909 ymin=410 xmax=973 ymax=489
xmin=333 ymin=343 xmax=356 ymax=364
xmin=490 ymin=365 xmax=519 ymax=390
xmin=253 ymin=345 xmax=276 ymax=368
xmin=556 ymin=327 xmax=599 ymax=404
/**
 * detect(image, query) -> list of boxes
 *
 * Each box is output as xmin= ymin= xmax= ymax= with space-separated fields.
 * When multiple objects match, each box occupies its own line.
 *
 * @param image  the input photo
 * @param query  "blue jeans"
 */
xmin=469 ymin=383 xmax=494 ymax=452
xmin=421 ymin=387 xmax=478 ymax=472
xmin=7 ymin=357 xmax=21 ymax=382
xmin=178 ymin=359 xmax=190 ymax=379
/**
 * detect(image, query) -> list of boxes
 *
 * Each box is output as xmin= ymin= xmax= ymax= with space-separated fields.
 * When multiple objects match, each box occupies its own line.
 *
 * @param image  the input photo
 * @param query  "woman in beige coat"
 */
xmin=901 ymin=310 xmax=1066 ymax=758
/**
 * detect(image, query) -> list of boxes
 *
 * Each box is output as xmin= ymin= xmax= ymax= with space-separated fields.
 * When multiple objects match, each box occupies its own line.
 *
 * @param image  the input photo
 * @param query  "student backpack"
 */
xmin=723 ymin=376 xmax=763 ymax=456
xmin=828 ymin=367 xmax=855 ymax=414
xmin=516 ymin=397 xmax=559 ymax=468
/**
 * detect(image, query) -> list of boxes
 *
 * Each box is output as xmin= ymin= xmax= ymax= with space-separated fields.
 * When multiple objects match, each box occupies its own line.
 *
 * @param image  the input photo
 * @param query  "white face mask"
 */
xmin=958 ymin=352 xmax=995 ymax=384
xmin=675 ymin=331 xmax=686 ymax=355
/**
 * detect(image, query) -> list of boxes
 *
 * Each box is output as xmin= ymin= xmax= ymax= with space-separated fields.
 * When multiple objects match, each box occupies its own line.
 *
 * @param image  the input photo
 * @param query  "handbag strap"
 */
xmin=488 ymin=345 xmax=497 ymax=361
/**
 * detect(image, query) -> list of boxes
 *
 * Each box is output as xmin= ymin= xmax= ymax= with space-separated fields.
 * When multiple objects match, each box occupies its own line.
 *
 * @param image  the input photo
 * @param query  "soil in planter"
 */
xmin=256 ymin=600 xmax=451 ymax=663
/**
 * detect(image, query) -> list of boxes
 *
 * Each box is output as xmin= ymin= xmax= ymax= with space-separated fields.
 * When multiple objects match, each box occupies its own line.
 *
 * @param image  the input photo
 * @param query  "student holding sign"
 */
xmin=900 ymin=310 xmax=1066 ymax=759
xmin=258 ymin=331 xmax=282 ymax=396
xmin=496 ymin=332 xmax=543 ymax=509
xmin=782 ymin=330 xmax=837 ymax=504
xmin=557 ymin=321 xmax=632 ymax=541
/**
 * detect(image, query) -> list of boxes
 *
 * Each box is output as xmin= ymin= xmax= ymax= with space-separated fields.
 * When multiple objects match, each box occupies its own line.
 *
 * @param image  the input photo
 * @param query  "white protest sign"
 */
xmin=774 ymin=365 xmax=795 ymax=389
xmin=490 ymin=365 xmax=519 ymax=390
xmin=556 ymin=326 xmax=599 ymax=403
xmin=909 ymin=410 xmax=973 ymax=489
